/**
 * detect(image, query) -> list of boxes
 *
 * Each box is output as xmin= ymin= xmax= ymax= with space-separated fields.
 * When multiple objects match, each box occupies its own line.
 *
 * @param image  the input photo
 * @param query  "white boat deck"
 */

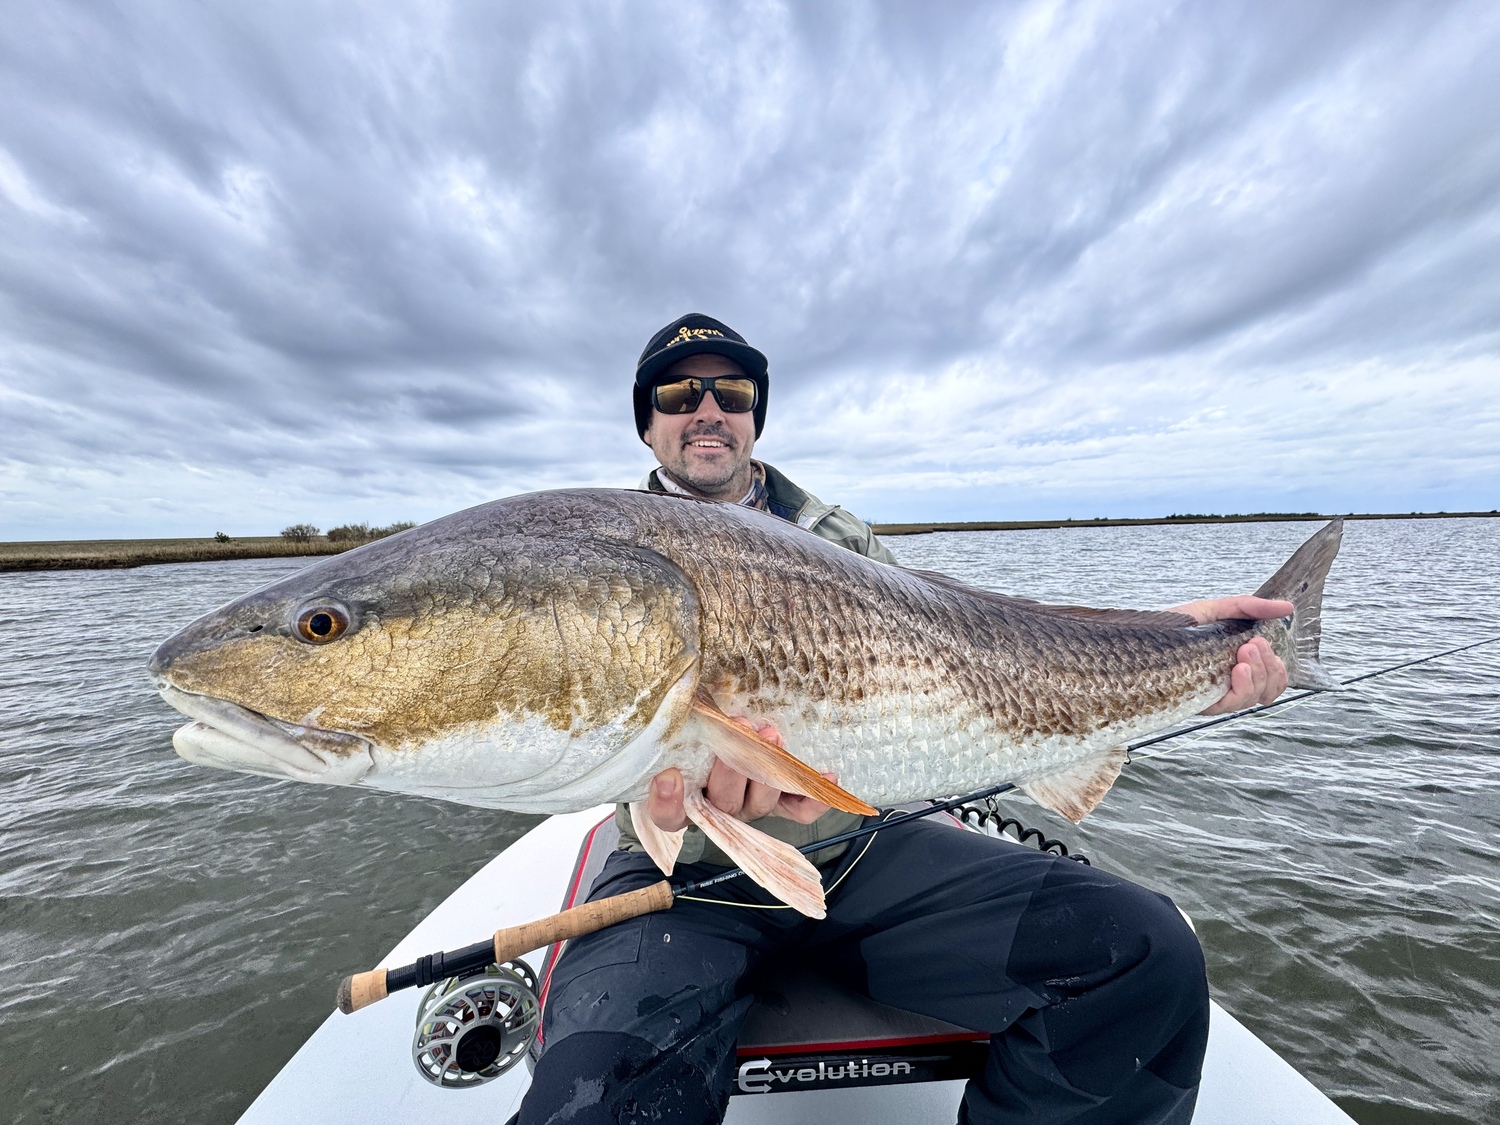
xmin=239 ymin=808 xmax=1354 ymax=1125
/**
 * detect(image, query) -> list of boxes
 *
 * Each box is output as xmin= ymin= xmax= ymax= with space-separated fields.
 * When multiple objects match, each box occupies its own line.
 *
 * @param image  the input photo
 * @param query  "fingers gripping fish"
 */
xmin=149 ymin=490 xmax=1341 ymax=918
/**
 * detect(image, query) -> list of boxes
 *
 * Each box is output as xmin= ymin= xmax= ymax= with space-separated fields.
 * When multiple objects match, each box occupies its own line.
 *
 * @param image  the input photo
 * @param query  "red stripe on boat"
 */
xmin=534 ymin=814 xmax=615 ymax=1042
xmin=738 ymin=1031 xmax=987 ymax=1057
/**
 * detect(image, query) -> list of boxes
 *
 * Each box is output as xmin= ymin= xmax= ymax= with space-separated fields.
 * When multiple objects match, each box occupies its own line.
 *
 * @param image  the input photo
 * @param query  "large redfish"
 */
xmin=149 ymin=490 xmax=1341 ymax=917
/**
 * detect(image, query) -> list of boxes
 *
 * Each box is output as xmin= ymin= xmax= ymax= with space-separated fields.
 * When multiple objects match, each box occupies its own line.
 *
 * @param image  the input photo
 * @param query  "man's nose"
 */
xmin=690 ymin=386 xmax=727 ymax=423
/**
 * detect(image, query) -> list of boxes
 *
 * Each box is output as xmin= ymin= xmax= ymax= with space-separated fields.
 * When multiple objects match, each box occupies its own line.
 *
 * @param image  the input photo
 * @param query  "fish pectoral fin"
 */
xmin=1021 ymin=744 xmax=1128 ymax=824
xmin=682 ymin=790 xmax=827 ymax=919
xmin=688 ymin=698 xmax=877 ymax=816
xmin=629 ymin=800 xmax=686 ymax=875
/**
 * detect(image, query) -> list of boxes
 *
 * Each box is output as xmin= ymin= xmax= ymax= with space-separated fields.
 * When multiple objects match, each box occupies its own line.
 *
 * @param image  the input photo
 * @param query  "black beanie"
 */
xmin=632 ymin=313 xmax=769 ymax=440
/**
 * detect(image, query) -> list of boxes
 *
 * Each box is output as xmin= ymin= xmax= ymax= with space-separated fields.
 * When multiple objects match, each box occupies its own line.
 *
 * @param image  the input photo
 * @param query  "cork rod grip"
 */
xmin=337 ymin=969 xmax=388 ymax=1014
xmin=334 ymin=880 xmax=674 ymax=1016
xmin=492 ymin=879 xmax=674 ymax=963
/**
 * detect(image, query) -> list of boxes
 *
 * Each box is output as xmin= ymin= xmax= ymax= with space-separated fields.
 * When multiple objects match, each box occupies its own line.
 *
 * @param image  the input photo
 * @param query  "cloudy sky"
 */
xmin=1 ymin=0 xmax=1497 ymax=539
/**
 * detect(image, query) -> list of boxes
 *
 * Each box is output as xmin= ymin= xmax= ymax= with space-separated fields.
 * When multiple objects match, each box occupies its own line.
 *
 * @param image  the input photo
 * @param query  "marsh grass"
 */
xmin=326 ymin=521 xmax=415 ymax=543
xmin=0 ymin=537 xmax=353 ymax=572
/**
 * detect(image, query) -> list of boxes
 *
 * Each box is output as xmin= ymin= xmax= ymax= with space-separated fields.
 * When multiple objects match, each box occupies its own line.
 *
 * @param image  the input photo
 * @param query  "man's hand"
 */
xmin=647 ymin=718 xmax=833 ymax=832
xmin=1170 ymin=595 xmax=1293 ymax=715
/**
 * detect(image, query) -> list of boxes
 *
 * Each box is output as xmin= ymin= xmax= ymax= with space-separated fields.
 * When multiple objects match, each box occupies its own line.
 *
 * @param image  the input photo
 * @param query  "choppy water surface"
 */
xmin=1 ymin=519 xmax=1497 ymax=1124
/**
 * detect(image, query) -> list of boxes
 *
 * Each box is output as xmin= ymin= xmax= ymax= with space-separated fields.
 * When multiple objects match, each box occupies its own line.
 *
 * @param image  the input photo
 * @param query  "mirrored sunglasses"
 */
xmin=651 ymin=376 xmax=758 ymax=415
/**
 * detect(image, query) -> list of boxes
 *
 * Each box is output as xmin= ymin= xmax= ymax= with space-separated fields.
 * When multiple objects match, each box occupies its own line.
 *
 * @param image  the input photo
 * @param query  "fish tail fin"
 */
xmin=1254 ymin=519 xmax=1343 ymax=690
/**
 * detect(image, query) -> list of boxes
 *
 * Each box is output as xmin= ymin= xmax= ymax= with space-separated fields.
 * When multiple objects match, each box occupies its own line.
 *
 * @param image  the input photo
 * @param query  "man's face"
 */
xmin=643 ymin=353 xmax=757 ymax=500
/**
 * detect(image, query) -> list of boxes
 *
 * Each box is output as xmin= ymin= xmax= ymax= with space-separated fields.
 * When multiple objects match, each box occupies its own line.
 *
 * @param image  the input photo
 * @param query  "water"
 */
xmin=1 ymin=519 xmax=1497 ymax=1123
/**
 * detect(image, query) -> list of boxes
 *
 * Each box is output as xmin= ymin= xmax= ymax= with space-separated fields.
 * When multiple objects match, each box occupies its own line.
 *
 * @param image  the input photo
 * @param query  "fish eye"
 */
xmin=295 ymin=603 xmax=352 ymax=644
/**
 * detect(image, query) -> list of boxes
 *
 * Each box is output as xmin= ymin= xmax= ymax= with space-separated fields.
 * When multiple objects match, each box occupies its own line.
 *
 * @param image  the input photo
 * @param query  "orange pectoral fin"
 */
xmin=689 ymin=697 xmax=878 ymax=816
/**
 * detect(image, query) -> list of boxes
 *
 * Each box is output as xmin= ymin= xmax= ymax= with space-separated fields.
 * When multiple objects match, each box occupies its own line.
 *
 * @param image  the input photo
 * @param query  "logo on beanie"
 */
xmin=669 ymin=326 xmax=724 ymax=347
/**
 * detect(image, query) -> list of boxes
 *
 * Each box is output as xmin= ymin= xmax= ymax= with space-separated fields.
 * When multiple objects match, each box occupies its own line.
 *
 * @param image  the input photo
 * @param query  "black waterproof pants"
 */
xmin=519 ymin=817 xmax=1209 ymax=1125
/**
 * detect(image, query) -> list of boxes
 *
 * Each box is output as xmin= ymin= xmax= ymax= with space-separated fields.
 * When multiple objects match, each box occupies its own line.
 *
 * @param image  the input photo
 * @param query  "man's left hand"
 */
xmin=1169 ymin=595 xmax=1293 ymax=715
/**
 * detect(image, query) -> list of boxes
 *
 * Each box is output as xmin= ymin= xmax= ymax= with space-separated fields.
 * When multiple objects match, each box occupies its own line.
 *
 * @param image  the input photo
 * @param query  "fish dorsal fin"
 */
xmin=1021 ymin=744 xmax=1129 ymax=824
xmin=902 ymin=569 xmax=1196 ymax=629
xmin=628 ymin=799 xmax=686 ymax=875
xmin=689 ymin=696 xmax=877 ymax=816
xmin=682 ymin=790 xmax=827 ymax=918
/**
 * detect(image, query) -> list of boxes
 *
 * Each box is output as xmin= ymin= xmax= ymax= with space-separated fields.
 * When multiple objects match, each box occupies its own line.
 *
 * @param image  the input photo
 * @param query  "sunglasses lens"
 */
xmin=652 ymin=376 xmax=758 ymax=414
xmin=711 ymin=378 xmax=757 ymax=413
xmin=653 ymin=379 xmax=703 ymax=414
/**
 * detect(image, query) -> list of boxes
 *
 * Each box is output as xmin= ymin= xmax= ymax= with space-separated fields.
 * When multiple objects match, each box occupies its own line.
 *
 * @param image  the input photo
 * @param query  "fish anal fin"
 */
xmin=1021 ymin=744 xmax=1128 ymax=824
xmin=689 ymin=697 xmax=877 ymax=816
xmin=682 ymin=790 xmax=827 ymax=918
xmin=628 ymin=799 xmax=685 ymax=875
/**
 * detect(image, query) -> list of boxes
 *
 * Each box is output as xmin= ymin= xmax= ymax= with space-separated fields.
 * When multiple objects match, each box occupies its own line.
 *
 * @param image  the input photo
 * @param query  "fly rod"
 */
xmin=1126 ymin=633 xmax=1500 ymax=759
xmin=335 ymin=778 xmax=1023 ymax=1014
xmin=337 ymin=634 xmax=1500 ymax=1015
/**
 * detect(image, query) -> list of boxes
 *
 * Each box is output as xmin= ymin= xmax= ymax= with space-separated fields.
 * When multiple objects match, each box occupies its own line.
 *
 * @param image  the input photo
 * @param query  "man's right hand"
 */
xmin=647 ymin=719 xmax=833 ymax=831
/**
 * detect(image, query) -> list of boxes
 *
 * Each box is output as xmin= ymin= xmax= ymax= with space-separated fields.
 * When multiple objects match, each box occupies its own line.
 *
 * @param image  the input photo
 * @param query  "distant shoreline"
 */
xmin=870 ymin=510 xmax=1500 ymax=536
xmin=0 ymin=536 xmax=351 ymax=573
xmin=2 ymin=510 xmax=1495 ymax=572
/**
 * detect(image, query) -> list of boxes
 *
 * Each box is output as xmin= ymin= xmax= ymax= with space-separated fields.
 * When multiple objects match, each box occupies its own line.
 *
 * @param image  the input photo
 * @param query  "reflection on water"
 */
xmin=1 ymin=518 xmax=1496 ymax=1124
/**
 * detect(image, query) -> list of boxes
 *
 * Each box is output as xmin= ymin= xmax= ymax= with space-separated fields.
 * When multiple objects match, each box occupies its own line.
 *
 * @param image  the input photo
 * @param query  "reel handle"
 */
xmin=338 ymin=879 xmax=674 ymax=1014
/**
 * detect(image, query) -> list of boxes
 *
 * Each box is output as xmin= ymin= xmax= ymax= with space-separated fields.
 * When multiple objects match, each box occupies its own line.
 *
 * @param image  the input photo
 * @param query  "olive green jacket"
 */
xmin=616 ymin=462 xmax=897 ymax=866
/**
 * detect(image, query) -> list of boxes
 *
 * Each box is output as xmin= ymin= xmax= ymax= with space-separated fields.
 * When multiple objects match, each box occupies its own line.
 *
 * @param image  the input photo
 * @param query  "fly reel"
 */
xmin=412 ymin=959 xmax=540 ymax=1088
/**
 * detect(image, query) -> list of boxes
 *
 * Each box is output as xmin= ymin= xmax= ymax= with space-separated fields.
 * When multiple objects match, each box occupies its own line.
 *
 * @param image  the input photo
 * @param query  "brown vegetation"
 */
xmin=326 ymin=521 xmax=416 ymax=543
xmin=2 ymin=517 xmax=420 ymax=572
xmin=0 ymin=536 xmax=352 ymax=572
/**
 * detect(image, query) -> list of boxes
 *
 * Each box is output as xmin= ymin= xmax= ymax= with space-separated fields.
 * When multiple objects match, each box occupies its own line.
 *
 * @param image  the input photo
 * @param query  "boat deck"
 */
xmin=239 ymin=808 xmax=1355 ymax=1124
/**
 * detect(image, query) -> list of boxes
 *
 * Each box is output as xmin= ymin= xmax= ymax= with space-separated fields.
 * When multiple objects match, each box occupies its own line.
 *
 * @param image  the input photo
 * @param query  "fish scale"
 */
xmin=149 ymin=489 xmax=1341 ymax=913
xmin=619 ymin=492 xmax=1325 ymax=808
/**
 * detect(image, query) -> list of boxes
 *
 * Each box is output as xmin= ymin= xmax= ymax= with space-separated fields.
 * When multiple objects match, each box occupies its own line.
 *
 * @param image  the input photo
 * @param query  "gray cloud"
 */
xmin=0 ymin=0 xmax=1496 ymax=538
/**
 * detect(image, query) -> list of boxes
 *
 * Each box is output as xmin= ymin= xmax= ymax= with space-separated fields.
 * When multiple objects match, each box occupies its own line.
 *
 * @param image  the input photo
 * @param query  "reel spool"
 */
xmin=412 ymin=959 xmax=540 ymax=1088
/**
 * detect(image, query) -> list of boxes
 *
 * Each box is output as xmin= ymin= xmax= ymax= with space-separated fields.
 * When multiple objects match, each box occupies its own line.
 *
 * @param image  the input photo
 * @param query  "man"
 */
xmin=518 ymin=314 xmax=1290 ymax=1125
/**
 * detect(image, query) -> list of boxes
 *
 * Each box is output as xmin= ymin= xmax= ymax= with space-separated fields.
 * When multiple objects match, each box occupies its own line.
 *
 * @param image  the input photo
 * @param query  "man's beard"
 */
xmin=666 ymin=427 xmax=747 ymax=495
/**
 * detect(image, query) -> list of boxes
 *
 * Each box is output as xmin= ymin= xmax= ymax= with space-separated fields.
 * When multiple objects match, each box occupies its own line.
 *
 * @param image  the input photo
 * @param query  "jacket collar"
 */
xmin=643 ymin=460 xmax=835 ymax=532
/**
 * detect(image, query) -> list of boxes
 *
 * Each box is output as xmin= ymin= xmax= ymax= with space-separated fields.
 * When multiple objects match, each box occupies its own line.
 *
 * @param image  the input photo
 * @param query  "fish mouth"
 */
xmin=156 ymin=682 xmax=376 ymax=785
